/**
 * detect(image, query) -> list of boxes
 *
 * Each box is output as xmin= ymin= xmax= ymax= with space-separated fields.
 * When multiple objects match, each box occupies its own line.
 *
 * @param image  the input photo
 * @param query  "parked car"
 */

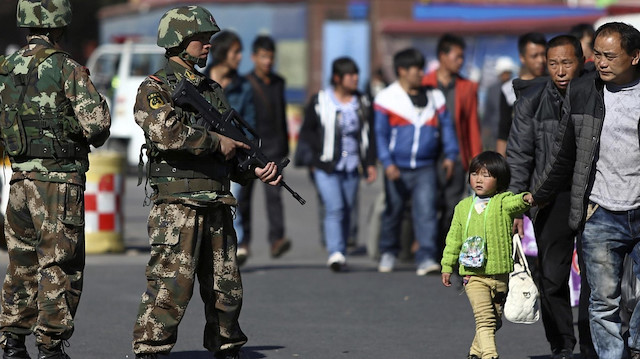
xmin=86 ymin=40 xmax=166 ymax=167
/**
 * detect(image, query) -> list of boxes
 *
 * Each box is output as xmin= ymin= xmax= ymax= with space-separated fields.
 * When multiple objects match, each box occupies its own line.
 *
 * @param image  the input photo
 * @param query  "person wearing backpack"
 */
xmin=0 ymin=1 xmax=111 ymax=357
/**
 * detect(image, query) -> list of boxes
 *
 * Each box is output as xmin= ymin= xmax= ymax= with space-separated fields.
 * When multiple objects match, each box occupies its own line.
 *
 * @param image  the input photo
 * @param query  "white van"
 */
xmin=86 ymin=40 xmax=166 ymax=166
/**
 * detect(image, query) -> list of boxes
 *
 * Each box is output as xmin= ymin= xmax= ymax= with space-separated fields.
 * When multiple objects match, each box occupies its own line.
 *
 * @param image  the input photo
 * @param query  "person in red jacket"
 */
xmin=422 ymin=33 xmax=482 ymax=258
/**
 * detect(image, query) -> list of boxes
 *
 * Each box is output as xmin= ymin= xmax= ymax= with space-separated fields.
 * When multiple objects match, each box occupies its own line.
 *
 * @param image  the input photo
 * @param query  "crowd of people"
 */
xmin=0 ymin=1 xmax=639 ymax=359
xmin=292 ymin=18 xmax=640 ymax=359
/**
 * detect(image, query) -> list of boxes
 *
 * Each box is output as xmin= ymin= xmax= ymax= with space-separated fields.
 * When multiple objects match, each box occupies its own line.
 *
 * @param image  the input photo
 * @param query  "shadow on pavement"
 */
xmin=168 ymin=352 xmax=211 ymax=358
xmin=167 ymin=345 xmax=284 ymax=358
xmin=241 ymin=345 xmax=284 ymax=358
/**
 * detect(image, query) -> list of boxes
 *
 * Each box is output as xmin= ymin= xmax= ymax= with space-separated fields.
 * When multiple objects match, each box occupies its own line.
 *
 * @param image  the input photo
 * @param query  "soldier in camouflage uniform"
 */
xmin=131 ymin=6 xmax=281 ymax=359
xmin=0 ymin=1 xmax=111 ymax=358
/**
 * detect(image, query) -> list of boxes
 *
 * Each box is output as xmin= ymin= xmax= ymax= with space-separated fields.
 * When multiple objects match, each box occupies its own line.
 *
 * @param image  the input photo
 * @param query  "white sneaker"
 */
xmin=236 ymin=246 xmax=249 ymax=266
xmin=328 ymin=252 xmax=346 ymax=272
xmin=378 ymin=252 xmax=396 ymax=273
xmin=416 ymin=259 xmax=441 ymax=276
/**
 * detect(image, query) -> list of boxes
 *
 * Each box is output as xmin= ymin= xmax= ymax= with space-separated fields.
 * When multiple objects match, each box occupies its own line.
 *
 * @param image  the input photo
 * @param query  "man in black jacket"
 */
xmin=507 ymin=35 xmax=593 ymax=359
xmin=237 ymin=35 xmax=291 ymax=261
xmin=496 ymin=32 xmax=547 ymax=156
xmin=531 ymin=22 xmax=640 ymax=359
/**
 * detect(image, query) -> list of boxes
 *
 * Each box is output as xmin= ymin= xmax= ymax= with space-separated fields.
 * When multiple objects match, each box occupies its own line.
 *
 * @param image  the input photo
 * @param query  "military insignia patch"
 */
xmin=148 ymin=93 xmax=165 ymax=109
xmin=185 ymin=70 xmax=197 ymax=81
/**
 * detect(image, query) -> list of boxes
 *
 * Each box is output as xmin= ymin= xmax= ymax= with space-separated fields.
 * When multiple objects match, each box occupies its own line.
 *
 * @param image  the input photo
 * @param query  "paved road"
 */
xmin=0 ymin=167 xmax=567 ymax=358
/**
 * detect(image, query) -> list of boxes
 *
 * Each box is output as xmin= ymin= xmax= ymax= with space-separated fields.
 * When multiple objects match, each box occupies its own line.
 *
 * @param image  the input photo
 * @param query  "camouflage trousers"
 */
xmin=0 ymin=179 xmax=85 ymax=349
xmin=132 ymin=202 xmax=247 ymax=355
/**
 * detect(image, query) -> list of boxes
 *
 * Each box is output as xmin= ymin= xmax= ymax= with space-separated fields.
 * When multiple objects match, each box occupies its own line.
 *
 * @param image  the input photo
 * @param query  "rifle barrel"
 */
xmin=281 ymin=181 xmax=306 ymax=205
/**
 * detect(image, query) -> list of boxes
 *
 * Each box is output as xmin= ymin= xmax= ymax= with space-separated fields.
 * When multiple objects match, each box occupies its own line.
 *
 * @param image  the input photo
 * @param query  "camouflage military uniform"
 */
xmin=132 ymin=9 xmax=254 ymax=356
xmin=0 ymin=32 xmax=110 ymax=350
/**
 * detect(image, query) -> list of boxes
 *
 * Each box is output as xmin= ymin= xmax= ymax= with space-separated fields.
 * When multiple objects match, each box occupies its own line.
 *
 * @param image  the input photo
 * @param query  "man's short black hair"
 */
xmin=437 ymin=33 xmax=466 ymax=55
xmin=252 ymin=35 xmax=275 ymax=54
xmin=330 ymin=57 xmax=359 ymax=86
xmin=594 ymin=22 xmax=640 ymax=57
xmin=518 ymin=32 xmax=547 ymax=56
xmin=570 ymin=23 xmax=595 ymax=41
xmin=393 ymin=48 xmax=425 ymax=77
xmin=210 ymin=30 xmax=242 ymax=67
xmin=547 ymin=35 xmax=584 ymax=60
xmin=468 ymin=151 xmax=511 ymax=193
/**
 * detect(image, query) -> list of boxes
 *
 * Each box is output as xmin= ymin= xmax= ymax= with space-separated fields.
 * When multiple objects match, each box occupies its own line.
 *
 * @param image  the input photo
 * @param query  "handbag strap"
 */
xmin=463 ymin=195 xmax=490 ymax=240
xmin=512 ymin=233 xmax=532 ymax=276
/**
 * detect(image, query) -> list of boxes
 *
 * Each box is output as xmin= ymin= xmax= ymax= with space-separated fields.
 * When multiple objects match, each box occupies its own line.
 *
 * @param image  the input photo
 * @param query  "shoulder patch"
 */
xmin=184 ymin=70 xmax=197 ymax=81
xmin=147 ymin=92 xmax=165 ymax=110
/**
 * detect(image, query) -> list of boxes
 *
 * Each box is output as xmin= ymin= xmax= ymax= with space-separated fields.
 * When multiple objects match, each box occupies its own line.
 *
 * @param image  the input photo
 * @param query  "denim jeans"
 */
xmin=379 ymin=165 xmax=438 ymax=264
xmin=313 ymin=169 xmax=360 ymax=256
xmin=581 ymin=204 xmax=640 ymax=358
xmin=231 ymin=182 xmax=244 ymax=245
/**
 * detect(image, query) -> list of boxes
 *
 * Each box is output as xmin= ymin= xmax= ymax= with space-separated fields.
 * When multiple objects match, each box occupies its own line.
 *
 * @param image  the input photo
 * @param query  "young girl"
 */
xmin=441 ymin=151 xmax=532 ymax=359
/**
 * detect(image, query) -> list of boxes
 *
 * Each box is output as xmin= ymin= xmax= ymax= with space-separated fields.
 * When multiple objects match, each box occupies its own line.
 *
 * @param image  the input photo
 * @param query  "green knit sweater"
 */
xmin=441 ymin=192 xmax=530 ymax=275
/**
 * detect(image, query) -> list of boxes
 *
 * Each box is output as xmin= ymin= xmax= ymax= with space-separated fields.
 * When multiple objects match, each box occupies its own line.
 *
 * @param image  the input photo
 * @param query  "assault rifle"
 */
xmin=171 ymin=78 xmax=306 ymax=205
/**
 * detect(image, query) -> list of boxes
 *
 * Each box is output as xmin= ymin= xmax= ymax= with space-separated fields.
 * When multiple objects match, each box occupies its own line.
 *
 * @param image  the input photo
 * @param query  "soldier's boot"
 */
xmin=36 ymin=344 xmax=69 ymax=359
xmin=2 ymin=333 xmax=31 ymax=359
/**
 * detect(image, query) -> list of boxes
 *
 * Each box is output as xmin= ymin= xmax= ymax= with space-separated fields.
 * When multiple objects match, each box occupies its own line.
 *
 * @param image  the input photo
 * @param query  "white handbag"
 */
xmin=504 ymin=234 xmax=540 ymax=324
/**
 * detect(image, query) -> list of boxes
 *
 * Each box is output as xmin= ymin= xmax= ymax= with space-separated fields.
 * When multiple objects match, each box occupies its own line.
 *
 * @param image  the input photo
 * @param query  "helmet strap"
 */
xmin=179 ymin=49 xmax=206 ymax=68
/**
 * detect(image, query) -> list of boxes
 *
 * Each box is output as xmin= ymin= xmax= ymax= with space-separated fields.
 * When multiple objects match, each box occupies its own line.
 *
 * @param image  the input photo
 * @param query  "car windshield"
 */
xmin=130 ymin=52 xmax=166 ymax=77
xmin=92 ymin=53 xmax=119 ymax=95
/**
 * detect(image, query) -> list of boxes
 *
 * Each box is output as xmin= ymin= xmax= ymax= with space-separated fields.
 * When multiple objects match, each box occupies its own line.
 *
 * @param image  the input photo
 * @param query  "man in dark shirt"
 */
xmin=496 ymin=32 xmax=547 ymax=156
xmin=238 ymin=35 xmax=290 ymax=262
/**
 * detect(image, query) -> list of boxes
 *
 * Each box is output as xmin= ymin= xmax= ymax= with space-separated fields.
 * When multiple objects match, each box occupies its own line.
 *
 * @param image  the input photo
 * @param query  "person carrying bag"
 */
xmin=504 ymin=233 xmax=540 ymax=324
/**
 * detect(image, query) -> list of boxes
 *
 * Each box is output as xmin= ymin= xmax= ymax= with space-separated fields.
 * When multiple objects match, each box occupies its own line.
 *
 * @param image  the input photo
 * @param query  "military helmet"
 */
xmin=17 ymin=0 xmax=72 ymax=28
xmin=157 ymin=6 xmax=220 ymax=49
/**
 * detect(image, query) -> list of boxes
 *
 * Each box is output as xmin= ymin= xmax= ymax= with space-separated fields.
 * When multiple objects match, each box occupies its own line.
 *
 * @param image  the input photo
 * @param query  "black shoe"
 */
xmin=135 ymin=354 xmax=157 ymax=359
xmin=551 ymin=349 xmax=573 ymax=359
xmin=467 ymin=355 xmax=480 ymax=359
xmin=37 ymin=344 xmax=69 ymax=359
xmin=2 ymin=334 xmax=30 ymax=359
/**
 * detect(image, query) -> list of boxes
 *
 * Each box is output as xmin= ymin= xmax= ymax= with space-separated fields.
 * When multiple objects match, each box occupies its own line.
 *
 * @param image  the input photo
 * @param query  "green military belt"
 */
xmin=154 ymin=178 xmax=230 ymax=195
xmin=14 ymin=142 xmax=87 ymax=159
xmin=149 ymin=162 xmax=226 ymax=179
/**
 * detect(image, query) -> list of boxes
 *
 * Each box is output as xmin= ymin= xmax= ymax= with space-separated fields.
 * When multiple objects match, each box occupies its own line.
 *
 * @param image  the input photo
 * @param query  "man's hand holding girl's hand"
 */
xmin=523 ymin=193 xmax=535 ymax=206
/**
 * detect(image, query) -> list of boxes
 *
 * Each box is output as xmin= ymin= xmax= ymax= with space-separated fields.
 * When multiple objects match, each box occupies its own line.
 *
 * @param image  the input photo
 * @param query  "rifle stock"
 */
xmin=172 ymin=79 xmax=306 ymax=205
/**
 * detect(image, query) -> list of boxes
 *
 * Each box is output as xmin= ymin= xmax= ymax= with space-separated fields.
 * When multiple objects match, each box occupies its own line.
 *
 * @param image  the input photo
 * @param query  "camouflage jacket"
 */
xmin=0 ymin=35 xmax=110 ymax=185
xmin=135 ymin=59 xmax=254 ymax=206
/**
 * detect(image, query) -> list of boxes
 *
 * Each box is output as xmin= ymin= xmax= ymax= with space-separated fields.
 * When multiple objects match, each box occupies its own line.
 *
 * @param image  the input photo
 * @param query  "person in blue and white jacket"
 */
xmin=374 ymin=48 xmax=459 ymax=276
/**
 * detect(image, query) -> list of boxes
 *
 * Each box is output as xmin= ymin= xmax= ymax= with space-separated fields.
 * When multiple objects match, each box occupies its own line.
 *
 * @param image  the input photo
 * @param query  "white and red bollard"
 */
xmin=85 ymin=152 xmax=125 ymax=253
